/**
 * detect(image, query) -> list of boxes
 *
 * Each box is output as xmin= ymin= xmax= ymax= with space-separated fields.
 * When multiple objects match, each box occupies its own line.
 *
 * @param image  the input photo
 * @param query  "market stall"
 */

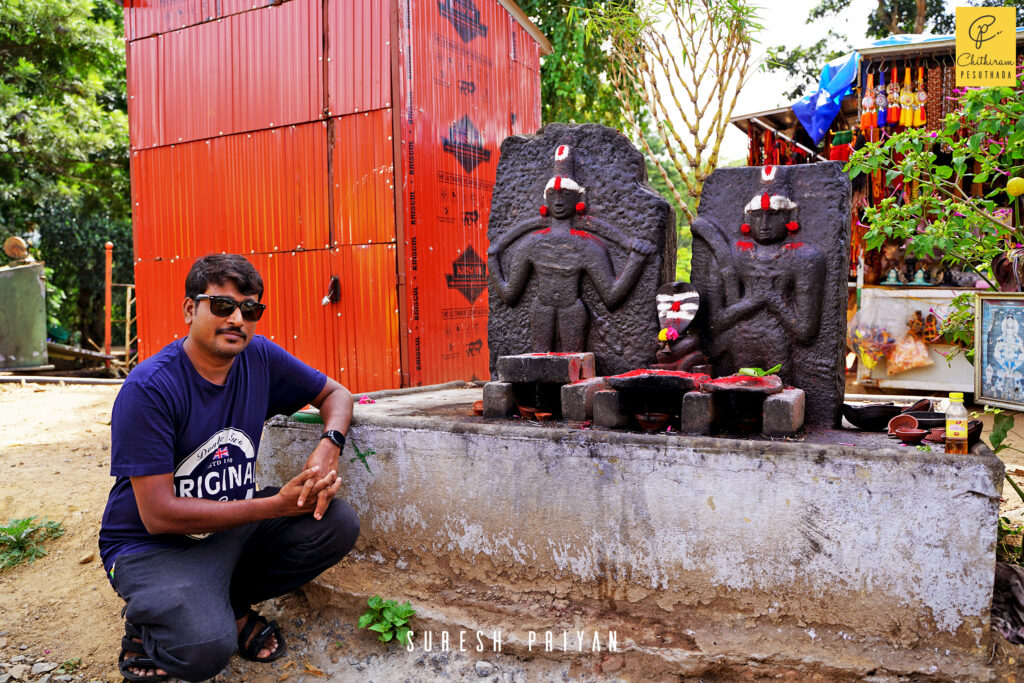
xmin=731 ymin=29 xmax=1024 ymax=394
xmin=850 ymin=287 xmax=974 ymax=392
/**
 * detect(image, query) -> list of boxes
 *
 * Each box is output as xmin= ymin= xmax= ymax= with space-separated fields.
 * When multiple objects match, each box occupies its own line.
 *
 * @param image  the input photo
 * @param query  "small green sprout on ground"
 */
xmin=58 ymin=658 xmax=82 ymax=674
xmin=0 ymin=517 xmax=65 ymax=569
xmin=358 ymin=596 xmax=414 ymax=646
xmin=349 ymin=443 xmax=375 ymax=474
xmin=998 ymin=517 xmax=1024 ymax=565
xmin=737 ymin=364 xmax=782 ymax=377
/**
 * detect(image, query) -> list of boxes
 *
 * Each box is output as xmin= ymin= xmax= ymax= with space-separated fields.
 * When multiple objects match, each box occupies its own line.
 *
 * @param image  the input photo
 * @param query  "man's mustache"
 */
xmin=217 ymin=327 xmax=247 ymax=339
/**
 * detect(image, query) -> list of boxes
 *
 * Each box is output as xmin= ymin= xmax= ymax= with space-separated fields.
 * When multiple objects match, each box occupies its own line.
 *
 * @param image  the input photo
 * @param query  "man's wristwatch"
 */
xmin=320 ymin=430 xmax=346 ymax=450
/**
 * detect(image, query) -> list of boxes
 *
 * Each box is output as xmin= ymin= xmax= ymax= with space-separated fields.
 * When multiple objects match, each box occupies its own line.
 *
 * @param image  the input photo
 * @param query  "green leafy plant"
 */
xmin=846 ymin=68 xmax=1024 ymax=361
xmin=0 ymin=517 xmax=65 ymax=569
xmin=933 ymin=293 xmax=977 ymax=364
xmin=988 ymin=408 xmax=1016 ymax=456
xmin=998 ymin=514 xmax=1024 ymax=565
xmin=737 ymin=364 xmax=782 ymax=377
xmin=349 ymin=444 xmax=375 ymax=474
xmin=979 ymin=408 xmax=1024 ymax=565
xmin=58 ymin=658 xmax=82 ymax=674
xmin=358 ymin=596 xmax=414 ymax=646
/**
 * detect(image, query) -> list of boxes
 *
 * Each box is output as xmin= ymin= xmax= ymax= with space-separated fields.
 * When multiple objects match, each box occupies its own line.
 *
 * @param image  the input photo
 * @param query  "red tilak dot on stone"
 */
xmin=576 ymin=202 xmax=586 ymax=213
xmin=740 ymin=223 xmax=751 ymax=234
xmin=671 ymin=301 xmax=682 ymax=312
xmin=786 ymin=221 xmax=799 ymax=232
xmin=539 ymin=206 xmax=548 ymax=216
xmin=761 ymin=193 xmax=771 ymax=211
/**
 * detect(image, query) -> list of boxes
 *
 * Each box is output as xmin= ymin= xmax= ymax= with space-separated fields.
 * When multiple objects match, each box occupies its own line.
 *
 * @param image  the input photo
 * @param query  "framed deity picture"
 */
xmin=975 ymin=292 xmax=1024 ymax=410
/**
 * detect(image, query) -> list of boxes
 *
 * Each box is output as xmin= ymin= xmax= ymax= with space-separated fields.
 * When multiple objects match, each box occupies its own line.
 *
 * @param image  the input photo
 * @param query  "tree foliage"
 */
xmin=0 ymin=0 xmax=128 ymax=223
xmin=570 ymin=0 xmax=761 ymax=223
xmin=765 ymin=30 xmax=848 ymax=102
xmin=0 ymin=0 xmax=130 ymax=341
xmin=808 ymin=0 xmax=954 ymax=39
xmin=518 ymin=0 xmax=645 ymax=132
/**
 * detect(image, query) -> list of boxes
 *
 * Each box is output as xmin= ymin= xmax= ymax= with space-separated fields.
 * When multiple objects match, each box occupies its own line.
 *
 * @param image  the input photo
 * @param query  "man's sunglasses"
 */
xmin=193 ymin=294 xmax=266 ymax=322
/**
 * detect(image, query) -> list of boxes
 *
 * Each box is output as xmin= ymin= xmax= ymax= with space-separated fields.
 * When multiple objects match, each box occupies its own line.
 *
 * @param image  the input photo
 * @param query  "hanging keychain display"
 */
xmin=913 ymin=65 xmax=927 ymax=127
xmin=876 ymin=69 xmax=888 ymax=128
xmin=887 ymin=66 xmax=901 ymax=125
xmin=861 ymin=71 xmax=877 ymax=129
xmin=925 ymin=57 xmax=943 ymax=130
xmin=899 ymin=66 xmax=915 ymax=127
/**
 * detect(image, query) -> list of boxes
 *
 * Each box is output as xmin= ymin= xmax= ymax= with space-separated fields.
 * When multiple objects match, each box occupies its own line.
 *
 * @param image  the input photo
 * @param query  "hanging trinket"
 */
xmin=899 ymin=66 xmax=915 ymax=127
xmin=913 ymin=65 xmax=927 ymax=127
xmin=876 ymin=69 xmax=888 ymax=128
xmin=887 ymin=66 xmax=901 ymax=125
xmin=861 ymin=72 xmax=877 ymax=129
xmin=925 ymin=63 xmax=942 ymax=130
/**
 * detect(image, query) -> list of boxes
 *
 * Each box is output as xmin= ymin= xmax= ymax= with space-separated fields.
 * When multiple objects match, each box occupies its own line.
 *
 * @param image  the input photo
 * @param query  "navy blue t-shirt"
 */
xmin=98 ymin=335 xmax=327 ymax=572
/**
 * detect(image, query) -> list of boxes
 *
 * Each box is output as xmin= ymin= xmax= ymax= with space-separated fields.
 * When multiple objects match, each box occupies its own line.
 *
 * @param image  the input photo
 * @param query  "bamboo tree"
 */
xmin=569 ymin=0 xmax=761 ymax=223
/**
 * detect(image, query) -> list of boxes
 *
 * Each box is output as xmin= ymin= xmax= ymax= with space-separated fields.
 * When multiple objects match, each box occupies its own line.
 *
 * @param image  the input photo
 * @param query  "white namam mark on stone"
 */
xmin=544 ymin=175 xmax=584 ymax=196
xmin=744 ymin=194 xmax=798 ymax=212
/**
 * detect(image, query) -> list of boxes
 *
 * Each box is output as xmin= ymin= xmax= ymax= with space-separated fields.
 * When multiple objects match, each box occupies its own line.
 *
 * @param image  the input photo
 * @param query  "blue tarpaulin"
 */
xmin=866 ymin=26 xmax=1024 ymax=47
xmin=791 ymin=51 xmax=860 ymax=145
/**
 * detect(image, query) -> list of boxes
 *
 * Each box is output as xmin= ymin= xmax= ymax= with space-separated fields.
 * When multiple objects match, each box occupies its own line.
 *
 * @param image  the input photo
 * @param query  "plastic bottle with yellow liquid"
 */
xmin=945 ymin=392 xmax=968 ymax=455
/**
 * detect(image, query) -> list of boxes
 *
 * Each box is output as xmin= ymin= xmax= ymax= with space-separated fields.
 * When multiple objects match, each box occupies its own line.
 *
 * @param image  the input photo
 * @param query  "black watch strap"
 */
xmin=320 ymin=430 xmax=346 ymax=449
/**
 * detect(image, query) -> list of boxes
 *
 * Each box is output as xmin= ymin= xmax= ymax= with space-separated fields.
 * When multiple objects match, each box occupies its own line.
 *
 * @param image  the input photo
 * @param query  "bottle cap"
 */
xmin=950 ymin=392 xmax=964 ymax=401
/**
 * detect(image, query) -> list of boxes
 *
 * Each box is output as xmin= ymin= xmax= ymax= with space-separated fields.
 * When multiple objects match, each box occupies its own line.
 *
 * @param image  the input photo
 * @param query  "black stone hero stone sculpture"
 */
xmin=690 ymin=163 xmax=851 ymax=426
xmin=487 ymin=124 xmax=674 ymax=378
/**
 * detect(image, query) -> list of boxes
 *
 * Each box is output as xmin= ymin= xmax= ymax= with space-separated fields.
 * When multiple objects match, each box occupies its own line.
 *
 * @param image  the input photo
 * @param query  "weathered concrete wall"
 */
xmin=258 ymin=388 xmax=1004 ymax=680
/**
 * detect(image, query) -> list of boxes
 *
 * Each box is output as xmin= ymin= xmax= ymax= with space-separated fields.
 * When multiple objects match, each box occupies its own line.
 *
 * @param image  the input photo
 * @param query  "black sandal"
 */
xmin=118 ymin=622 xmax=168 ymax=682
xmin=237 ymin=609 xmax=287 ymax=662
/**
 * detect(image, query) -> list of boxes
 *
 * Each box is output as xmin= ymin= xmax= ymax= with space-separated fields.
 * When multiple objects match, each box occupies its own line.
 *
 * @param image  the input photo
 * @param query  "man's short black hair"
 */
xmin=185 ymin=254 xmax=264 ymax=301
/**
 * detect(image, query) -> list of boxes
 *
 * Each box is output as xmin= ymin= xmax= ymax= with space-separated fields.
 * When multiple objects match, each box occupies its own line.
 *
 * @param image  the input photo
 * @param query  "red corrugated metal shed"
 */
xmin=125 ymin=0 xmax=549 ymax=392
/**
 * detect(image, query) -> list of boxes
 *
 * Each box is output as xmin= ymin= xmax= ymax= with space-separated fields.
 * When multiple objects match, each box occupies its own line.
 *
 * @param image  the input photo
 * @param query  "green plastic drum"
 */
xmin=0 ymin=262 xmax=48 ymax=369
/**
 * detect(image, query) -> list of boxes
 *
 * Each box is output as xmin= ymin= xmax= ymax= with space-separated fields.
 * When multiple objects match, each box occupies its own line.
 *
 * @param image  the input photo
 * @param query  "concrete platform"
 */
xmin=257 ymin=386 xmax=1004 ymax=680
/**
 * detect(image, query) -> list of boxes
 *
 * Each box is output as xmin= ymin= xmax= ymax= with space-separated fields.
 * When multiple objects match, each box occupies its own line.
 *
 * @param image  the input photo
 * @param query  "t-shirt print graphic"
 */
xmin=174 ymin=428 xmax=256 ymax=539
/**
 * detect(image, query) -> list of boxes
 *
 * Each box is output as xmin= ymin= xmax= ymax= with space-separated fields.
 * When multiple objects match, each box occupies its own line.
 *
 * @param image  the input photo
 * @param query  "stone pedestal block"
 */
xmin=496 ymin=353 xmax=595 ymax=384
xmin=260 ymin=387 xmax=1004 ymax=681
xmin=763 ymin=388 xmax=806 ymax=437
xmin=593 ymin=390 xmax=630 ymax=429
xmin=680 ymin=390 xmax=715 ymax=434
xmin=482 ymin=382 xmax=517 ymax=419
xmin=560 ymin=377 xmax=608 ymax=422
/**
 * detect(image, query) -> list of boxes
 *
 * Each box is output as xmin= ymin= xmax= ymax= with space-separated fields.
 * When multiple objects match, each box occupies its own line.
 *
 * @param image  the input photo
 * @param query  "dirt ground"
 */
xmin=0 ymin=383 xmax=595 ymax=683
xmin=4 ymin=382 xmax=1024 ymax=682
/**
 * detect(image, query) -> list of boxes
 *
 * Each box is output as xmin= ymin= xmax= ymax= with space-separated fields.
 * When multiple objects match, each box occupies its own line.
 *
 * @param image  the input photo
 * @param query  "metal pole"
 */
xmin=125 ymin=285 xmax=132 ymax=368
xmin=104 ymin=241 xmax=113 ymax=369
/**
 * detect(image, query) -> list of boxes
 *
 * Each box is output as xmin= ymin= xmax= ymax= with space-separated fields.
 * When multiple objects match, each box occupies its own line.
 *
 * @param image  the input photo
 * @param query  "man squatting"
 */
xmin=98 ymin=254 xmax=360 ymax=681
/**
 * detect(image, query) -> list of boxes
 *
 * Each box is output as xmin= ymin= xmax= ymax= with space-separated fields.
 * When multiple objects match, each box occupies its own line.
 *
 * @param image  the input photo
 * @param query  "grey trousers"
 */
xmin=110 ymin=490 xmax=360 ymax=682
